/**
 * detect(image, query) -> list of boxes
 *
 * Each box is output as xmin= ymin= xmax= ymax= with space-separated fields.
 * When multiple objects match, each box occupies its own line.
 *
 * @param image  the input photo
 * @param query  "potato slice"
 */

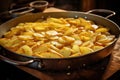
xmin=51 ymin=41 xmax=63 ymax=48
xmin=92 ymin=46 xmax=104 ymax=51
xmin=18 ymin=35 xmax=33 ymax=40
xmin=96 ymin=27 xmax=108 ymax=33
xmin=70 ymin=53 xmax=81 ymax=57
xmin=48 ymin=48 xmax=63 ymax=57
xmin=32 ymin=44 xmax=49 ymax=53
xmin=16 ymin=45 xmax=33 ymax=56
xmin=35 ymin=52 xmax=62 ymax=58
xmin=59 ymin=47 xmax=71 ymax=57
xmin=0 ymin=38 xmax=9 ymax=47
xmin=58 ymin=36 xmax=75 ymax=44
xmin=80 ymin=36 xmax=90 ymax=41
xmin=81 ymin=41 xmax=94 ymax=48
xmin=72 ymin=45 xmax=80 ymax=53
xmin=79 ymin=47 xmax=93 ymax=54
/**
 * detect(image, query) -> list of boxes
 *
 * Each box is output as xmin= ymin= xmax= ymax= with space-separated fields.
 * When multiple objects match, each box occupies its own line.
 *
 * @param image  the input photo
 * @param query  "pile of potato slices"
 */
xmin=0 ymin=17 xmax=115 ymax=58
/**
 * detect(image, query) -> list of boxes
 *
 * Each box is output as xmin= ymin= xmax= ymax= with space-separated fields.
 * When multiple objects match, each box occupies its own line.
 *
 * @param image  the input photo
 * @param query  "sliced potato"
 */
xmin=92 ymin=46 xmax=104 ymax=51
xmin=70 ymin=53 xmax=81 ymax=57
xmin=32 ymin=44 xmax=49 ymax=53
xmin=59 ymin=47 xmax=71 ymax=57
xmin=35 ymin=52 xmax=62 ymax=58
xmin=0 ymin=17 xmax=115 ymax=58
xmin=72 ymin=45 xmax=80 ymax=53
xmin=96 ymin=27 xmax=109 ymax=33
xmin=79 ymin=47 xmax=93 ymax=54
xmin=16 ymin=45 xmax=33 ymax=56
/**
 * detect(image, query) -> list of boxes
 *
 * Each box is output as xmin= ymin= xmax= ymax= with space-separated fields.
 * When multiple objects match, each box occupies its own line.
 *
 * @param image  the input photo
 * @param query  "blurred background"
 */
xmin=0 ymin=0 xmax=119 ymax=12
xmin=0 ymin=0 xmax=120 ymax=25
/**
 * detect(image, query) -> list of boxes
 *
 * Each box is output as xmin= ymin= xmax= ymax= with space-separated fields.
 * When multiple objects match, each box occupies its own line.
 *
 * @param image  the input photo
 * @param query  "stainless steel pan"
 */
xmin=0 ymin=9 xmax=120 ymax=71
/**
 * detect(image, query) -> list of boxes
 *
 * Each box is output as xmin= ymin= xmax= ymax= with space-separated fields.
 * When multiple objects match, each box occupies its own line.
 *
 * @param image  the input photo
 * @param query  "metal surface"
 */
xmin=9 ymin=7 xmax=34 ymax=18
xmin=0 ymin=11 xmax=120 ymax=71
xmin=86 ymin=9 xmax=116 ymax=18
xmin=0 ymin=54 xmax=34 ymax=65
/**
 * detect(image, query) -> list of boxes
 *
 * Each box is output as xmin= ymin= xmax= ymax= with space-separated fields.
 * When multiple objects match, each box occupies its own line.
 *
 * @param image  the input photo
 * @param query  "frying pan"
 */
xmin=0 ymin=9 xmax=120 ymax=71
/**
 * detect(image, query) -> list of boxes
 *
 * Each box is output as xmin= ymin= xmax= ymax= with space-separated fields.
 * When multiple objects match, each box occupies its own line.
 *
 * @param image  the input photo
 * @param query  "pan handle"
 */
xmin=9 ymin=7 xmax=34 ymax=18
xmin=86 ymin=9 xmax=116 ymax=18
xmin=0 ymin=55 xmax=34 ymax=65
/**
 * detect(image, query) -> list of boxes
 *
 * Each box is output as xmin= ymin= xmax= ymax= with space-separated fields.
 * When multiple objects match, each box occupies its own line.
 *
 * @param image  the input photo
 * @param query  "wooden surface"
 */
xmin=43 ymin=7 xmax=66 ymax=12
xmin=103 ymin=37 xmax=120 ymax=80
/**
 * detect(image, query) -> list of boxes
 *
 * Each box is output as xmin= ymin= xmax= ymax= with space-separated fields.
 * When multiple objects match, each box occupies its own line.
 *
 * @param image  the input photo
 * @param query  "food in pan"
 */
xmin=0 ymin=17 xmax=115 ymax=58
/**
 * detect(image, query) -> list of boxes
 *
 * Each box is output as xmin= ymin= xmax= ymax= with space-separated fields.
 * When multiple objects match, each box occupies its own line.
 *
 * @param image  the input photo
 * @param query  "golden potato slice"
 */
xmin=46 ymin=30 xmax=59 ymax=36
xmin=58 ymin=37 xmax=66 ymax=44
xmin=80 ymin=36 xmax=90 ymax=42
xmin=97 ymin=35 xmax=115 ymax=43
xmin=51 ymin=41 xmax=63 ymax=48
xmin=70 ymin=53 xmax=81 ymax=57
xmin=18 ymin=35 xmax=33 ymax=40
xmin=35 ymin=52 xmax=62 ymax=58
xmin=64 ymin=27 xmax=78 ymax=35
xmin=32 ymin=44 xmax=49 ymax=53
xmin=0 ymin=36 xmax=21 ymax=48
xmin=92 ymin=46 xmax=104 ymax=51
xmin=96 ymin=27 xmax=108 ymax=33
xmin=0 ymin=38 xmax=10 ymax=47
xmin=72 ymin=45 xmax=80 ymax=53
xmin=34 ymin=26 xmax=46 ymax=31
xmin=79 ymin=47 xmax=93 ymax=54
xmin=81 ymin=41 xmax=94 ymax=48
xmin=48 ymin=48 xmax=63 ymax=57
xmin=50 ymin=45 xmax=60 ymax=52
xmin=59 ymin=47 xmax=71 ymax=57
xmin=72 ymin=40 xmax=82 ymax=45
xmin=47 ymin=18 xmax=64 ymax=24
xmin=71 ymin=34 xmax=80 ymax=40
xmin=16 ymin=45 xmax=33 ymax=56
xmin=58 ymin=36 xmax=75 ymax=44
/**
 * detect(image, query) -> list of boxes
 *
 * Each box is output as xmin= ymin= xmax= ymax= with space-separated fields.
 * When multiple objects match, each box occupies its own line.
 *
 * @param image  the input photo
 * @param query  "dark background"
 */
xmin=0 ymin=0 xmax=120 ymax=25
